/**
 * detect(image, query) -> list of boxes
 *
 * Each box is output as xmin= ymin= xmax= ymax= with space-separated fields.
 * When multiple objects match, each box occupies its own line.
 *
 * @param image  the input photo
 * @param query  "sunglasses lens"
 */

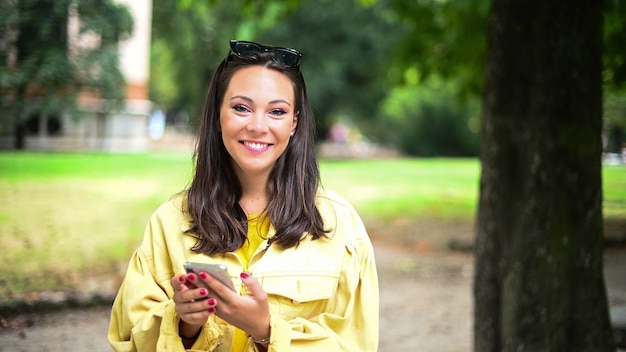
xmin=275 ymin=49 xmax=301 ymax=67
xmin=235 ymin=42 xmax=263 ymax=56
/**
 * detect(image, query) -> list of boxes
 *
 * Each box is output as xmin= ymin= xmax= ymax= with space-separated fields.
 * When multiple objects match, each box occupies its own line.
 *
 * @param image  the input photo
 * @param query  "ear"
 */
xmin=291 ymin=111 xmax=299 ymax=135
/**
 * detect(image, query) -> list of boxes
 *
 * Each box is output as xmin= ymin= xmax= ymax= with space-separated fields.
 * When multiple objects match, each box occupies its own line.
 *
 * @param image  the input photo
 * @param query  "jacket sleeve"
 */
xmin=107 ymin=206 xmax=222 ymax=352
xmin=264 ymin=199 xmax=379 ymax=351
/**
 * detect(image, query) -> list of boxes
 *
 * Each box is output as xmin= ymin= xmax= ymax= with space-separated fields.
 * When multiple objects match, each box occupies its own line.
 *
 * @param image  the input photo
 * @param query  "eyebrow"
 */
xmin=229 ymin=95 xmax=292 ymax=106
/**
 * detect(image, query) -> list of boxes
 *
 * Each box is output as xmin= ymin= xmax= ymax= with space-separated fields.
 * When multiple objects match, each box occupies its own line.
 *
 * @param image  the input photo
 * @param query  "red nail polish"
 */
xmin=199 ymin=288 xmax=207 ymax=296
xmin=208 ymin=307 xmax=216 ymax=314
xmin=207 ymin=298 xmax=216 ymax=306
xmin=187 ymin=273 xmax=196 ymax=281
xmin=240 ymin=272 xmax=249 ymax=279
xmin=199 ymin=272 xmax=208 ymax=279
xmin=178 ymin=275 xmax=185 ymax=282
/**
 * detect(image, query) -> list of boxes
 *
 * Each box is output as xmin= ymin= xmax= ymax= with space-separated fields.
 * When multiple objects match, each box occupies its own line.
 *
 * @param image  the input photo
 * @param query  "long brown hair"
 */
xmin=185 ymin=46 xmax=328 ymax=255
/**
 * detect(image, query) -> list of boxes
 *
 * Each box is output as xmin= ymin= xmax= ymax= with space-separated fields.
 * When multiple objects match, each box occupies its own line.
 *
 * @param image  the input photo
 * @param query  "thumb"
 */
xmin=240 ymin=272 xmax=267 ymax=299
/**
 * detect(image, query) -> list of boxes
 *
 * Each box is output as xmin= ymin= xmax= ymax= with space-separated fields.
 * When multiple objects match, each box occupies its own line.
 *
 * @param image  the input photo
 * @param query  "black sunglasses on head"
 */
xmin=229 ymin=40 xmax=302 ymax=67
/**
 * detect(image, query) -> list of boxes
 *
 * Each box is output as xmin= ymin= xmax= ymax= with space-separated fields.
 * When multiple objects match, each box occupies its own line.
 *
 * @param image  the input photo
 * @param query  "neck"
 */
xmin=237 ymin=174 xmax=270 ymax=216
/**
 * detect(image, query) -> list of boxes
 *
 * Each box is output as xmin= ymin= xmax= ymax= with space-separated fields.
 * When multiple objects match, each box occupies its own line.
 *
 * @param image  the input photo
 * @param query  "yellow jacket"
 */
xmin=108 ymin=189 xmax=379 ymax=351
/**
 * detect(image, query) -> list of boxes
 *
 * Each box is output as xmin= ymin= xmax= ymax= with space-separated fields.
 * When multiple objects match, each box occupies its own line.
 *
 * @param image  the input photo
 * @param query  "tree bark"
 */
xmin=474 ymin=0 xmax=615 ymax=351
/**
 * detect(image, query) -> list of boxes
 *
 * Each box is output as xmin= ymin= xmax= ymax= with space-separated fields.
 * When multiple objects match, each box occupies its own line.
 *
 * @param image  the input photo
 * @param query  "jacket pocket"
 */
xmin=258 ymin=272 xmax=340 ymax=320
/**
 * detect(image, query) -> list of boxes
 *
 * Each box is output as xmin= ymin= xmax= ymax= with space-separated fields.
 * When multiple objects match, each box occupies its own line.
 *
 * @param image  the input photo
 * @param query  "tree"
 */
xmin=386 ymin=0 xmax=489 ymax=97
xmin=474 ymin=0 xmax=615 ymax=350
xmin=0 ymin=0 xmax=133 ymax=149
xmin=604 ymin=93 xmax=626 ymax=154
xmin=155 ymin=0 xmax=401 ymax=140
xmin=151 ymin=0 xmax=301 ymax=127
xmin=602 ymin=0 xmax=626 ymax=157
xmin=257 ymin=0 xmax=403 ymax=140
xmin=150 ymin=0 xmax=232 ymax=124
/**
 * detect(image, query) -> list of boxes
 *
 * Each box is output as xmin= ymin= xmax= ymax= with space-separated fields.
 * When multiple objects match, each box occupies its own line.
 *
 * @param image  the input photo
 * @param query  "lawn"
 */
xmin=0 ymin=152 xmax=624 ymax=299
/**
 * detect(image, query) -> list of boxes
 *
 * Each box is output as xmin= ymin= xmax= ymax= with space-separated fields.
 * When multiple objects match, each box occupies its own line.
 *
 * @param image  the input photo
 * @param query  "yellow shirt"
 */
xmin=108 ymin=189 xmax=379 ymax=352
xmin=232 ymin=212 xmax=270 ymax=351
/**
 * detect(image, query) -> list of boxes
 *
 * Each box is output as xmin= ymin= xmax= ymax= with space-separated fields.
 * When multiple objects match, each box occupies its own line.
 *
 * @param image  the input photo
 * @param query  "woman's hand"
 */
xmin=170 ymin=273 xmax=218 ymax=339
xmin=187 ymin=272 xmax=271 ymax=342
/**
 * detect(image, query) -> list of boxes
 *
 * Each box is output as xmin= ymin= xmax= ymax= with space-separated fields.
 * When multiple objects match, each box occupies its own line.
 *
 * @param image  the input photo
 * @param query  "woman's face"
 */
xmin=219 ymin=65 xmax=298 ymax=180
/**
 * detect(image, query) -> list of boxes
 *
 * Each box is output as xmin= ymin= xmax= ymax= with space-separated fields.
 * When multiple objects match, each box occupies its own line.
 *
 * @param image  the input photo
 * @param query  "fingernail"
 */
xmin=240 ymin=272 xmax=249 ymax=279
xmin=207 ymin=298 xmax=216 ymax=306
xmin=199 ymin=288 xmax=207 ymax=296
xmin=178 ymin=275 xmax=185 ymax=282
xmin=187 ymin=273 xmax=196 ymax=281
xmin=208 ymin=307 xmax=216 ymax=314
xmin=199 ymin=272 xmax=208 ymax=279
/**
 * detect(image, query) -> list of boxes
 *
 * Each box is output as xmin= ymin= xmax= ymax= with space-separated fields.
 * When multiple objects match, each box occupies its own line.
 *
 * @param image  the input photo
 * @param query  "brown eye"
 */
xmin=233 ymin=104 xmax=249 ymax=113
xmin=269 ymin=109 xmax=287 ymax=117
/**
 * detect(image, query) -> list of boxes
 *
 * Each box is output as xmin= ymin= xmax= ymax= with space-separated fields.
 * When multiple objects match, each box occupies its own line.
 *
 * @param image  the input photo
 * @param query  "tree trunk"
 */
xmin=607 ymin=125 xmax=623 ymax=155
xmin=14 ymin=121 xmax=26 ymax=150
xmin=13 ymin=86 xmax=27 ymax=150
xmin=474 ymin=0 xmax=615 ymax=351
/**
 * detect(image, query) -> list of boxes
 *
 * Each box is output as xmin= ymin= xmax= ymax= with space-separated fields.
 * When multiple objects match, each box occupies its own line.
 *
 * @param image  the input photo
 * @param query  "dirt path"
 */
xmin=1 ymin=241 xmax=624 ymax=351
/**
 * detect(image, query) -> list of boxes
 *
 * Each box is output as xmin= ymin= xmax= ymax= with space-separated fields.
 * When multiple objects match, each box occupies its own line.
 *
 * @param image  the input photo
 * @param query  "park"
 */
xmin=1 ymin=0 xmax=626 ymax=351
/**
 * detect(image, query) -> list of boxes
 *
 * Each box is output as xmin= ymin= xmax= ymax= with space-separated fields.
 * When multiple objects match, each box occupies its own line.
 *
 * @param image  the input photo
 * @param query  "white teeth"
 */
xmin=244 ymin=141 xmax=268 ymax=149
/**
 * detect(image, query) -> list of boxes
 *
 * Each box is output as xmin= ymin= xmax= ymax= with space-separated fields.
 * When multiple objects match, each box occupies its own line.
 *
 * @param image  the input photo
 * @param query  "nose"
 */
xmin=246 ymin=112 xmax=269 ymax=133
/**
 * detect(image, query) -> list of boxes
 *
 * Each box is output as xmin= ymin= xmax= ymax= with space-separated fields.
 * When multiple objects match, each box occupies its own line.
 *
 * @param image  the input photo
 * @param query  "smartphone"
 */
xmin=183 ymin=262 xmax=236 ymax=291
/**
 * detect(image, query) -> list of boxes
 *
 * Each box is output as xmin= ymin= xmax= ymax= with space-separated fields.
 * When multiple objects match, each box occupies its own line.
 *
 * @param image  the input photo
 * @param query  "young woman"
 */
xmin=108 ymin=40 xmax=379 ymax=351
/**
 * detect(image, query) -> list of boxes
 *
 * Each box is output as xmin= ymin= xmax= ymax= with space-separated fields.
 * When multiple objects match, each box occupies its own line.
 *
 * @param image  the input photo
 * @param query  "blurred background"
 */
xmin=0 ymin=0 xmax=625 ymax=351
xmin=0 ymin=0 xmax=625 ymax=158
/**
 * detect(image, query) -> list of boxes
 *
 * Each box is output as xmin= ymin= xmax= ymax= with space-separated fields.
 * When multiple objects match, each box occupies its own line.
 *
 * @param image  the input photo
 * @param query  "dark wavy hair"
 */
xmin=185 ymin=45 xmax=328 ymax=255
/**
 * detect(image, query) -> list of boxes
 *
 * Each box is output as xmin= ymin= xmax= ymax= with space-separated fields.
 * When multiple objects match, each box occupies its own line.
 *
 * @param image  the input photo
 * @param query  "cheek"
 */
xmin=218 ymin=113 xmax=238 ymax=135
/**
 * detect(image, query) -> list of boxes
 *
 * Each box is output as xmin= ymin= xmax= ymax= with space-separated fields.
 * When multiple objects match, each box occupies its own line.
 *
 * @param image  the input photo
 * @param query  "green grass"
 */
xmin=603 ymin=165 xmax=626 ymax=218
xmin=0 ymin=152 xmax=624 ymax=299
xmin=320 ymin=158 xmax=480 ymax=221
xmin=0 ymin=152 xmax=195 ymax=299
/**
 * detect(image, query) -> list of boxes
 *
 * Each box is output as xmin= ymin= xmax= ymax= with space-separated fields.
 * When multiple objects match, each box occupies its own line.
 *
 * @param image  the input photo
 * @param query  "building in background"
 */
xmin=0 ymin=0 xmax=154 ymax=152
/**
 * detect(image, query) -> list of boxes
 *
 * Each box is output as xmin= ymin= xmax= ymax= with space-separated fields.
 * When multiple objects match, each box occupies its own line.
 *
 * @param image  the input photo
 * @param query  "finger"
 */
xmin=184 ymin=287 xmax=210 ymax=303
xmin=170 ymin=274 xmax=187 ymax=289
xmin=171 ymin=274 xmax=197 ymax=290
xmin=177 ymin=295 xmax=218 ymax=314
xmin=197 ymin=272 xmax=237 ymax=299
xmin=175 ymin=292 xmax=217 ymax=324
xmin=239 ymin=273 xmax=267 ymax=301
xmin=178 ymin=304 xmax=217 ymax=326
xmin=186 ymin=272 xmax=211 ymax=289
xmin=174 ymin=286 xmax=210 ymax=308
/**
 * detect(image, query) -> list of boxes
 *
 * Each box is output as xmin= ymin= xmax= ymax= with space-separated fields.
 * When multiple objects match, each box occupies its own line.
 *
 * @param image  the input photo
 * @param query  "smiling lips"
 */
xmin=242 ymin=140 xmax=271 ymax=152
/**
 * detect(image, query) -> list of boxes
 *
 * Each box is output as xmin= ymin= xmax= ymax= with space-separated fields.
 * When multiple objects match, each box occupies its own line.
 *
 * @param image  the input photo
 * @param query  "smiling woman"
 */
xmin=108 ymin=40 xmax=379 ymax=352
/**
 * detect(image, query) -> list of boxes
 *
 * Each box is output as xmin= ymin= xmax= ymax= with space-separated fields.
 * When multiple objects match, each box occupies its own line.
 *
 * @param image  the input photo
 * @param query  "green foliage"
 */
xmin=150 ymin=0 xmax=302 ymax=120
xmin=367 ymin=75 xmax=480 ymax=156
xmin=604 ymin=92 xmax=626 ymax=128
xmin=0 ymin=0 xmax=133 ymax=125
xmin=77 ymin=0 xmax=134 ymax=44
xmin=604 ymin=91 xmax=626 ymax=153
xmin=155 ymin=0 xmax=402 ymax=138
xmin=75 ymin=0 xmax=133 ymax=103
xmin=604 ymin=0 xmax=626 ymax=90
xmin=385 ymin=0 xmax=489 ymax=96
xmin=256 ymin=0 xmax=405 ymax=139
xmin=158 ymin=0 xmax=626 ymax=156
xmin=150 ymin=0 xmax=239 ymax=122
